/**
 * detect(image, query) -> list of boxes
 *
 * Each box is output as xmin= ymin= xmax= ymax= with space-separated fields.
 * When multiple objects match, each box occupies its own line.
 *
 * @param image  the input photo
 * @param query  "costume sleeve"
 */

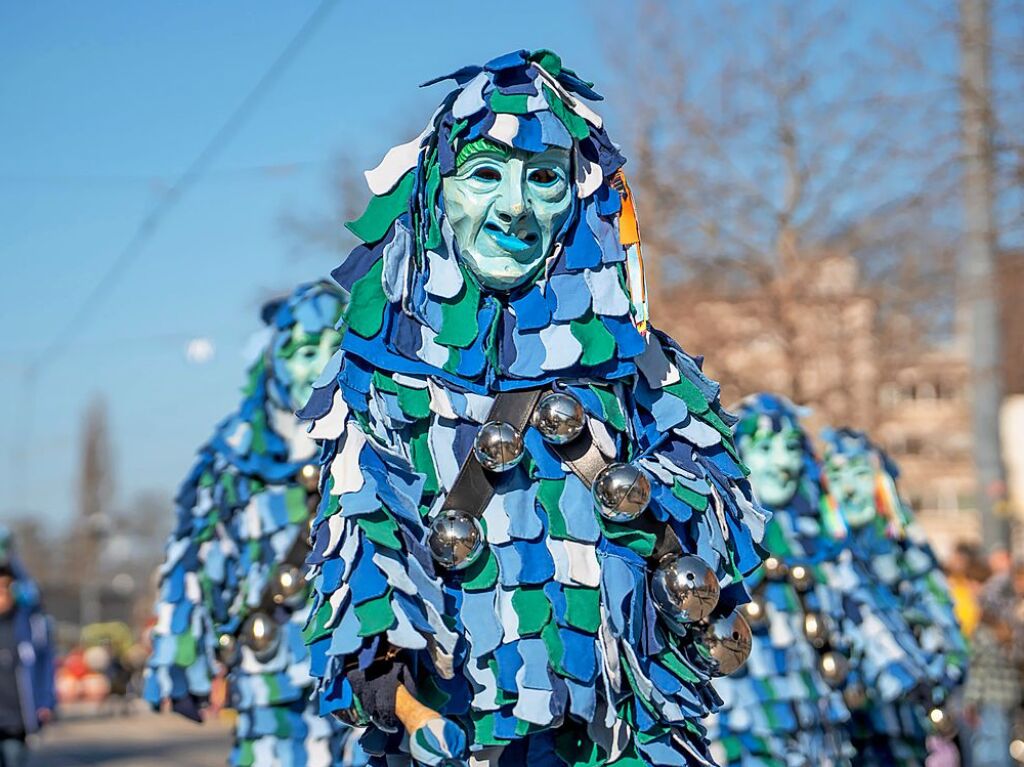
xmin=301 ymin=353 xmax=453 ymax=720
xmin=30 ymin=613 xmax=57 ymax=714
xmin=827 ymin=547 xmax=928 ymax=702
xmin=897 ymin=523 xmax=968 ymax=697
xmin=143 ymin=449 xmax=230 ymax=719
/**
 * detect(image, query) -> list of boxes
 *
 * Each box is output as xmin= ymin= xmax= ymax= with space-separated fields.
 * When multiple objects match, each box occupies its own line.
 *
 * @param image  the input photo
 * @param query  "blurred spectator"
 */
xmin=948 ymin=541 xmax=988 ymax=637
xmin=0 ymin=565 xmax=56 ymax=767
xmin=990 ymin=548 xmax=1013 ymax=580
xmin=964 ymin=607 xmax=1022 ymax=767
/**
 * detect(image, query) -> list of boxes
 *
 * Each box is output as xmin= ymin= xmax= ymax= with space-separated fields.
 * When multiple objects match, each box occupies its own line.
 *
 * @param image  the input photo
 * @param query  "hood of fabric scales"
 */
xmin=733 ymin=392 xmax=849 ymax=543
xmin=207 ymin=280 xmax=347 ymax=481
xmin=820 ymin=425 xmax=910 ymax=537
xmin=332 ymin=49 xmax=650 ymax=393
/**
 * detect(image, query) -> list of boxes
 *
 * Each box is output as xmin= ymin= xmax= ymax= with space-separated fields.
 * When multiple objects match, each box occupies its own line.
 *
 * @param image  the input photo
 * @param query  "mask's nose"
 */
xmin=493 ymin=163 xmax=527 ymax=225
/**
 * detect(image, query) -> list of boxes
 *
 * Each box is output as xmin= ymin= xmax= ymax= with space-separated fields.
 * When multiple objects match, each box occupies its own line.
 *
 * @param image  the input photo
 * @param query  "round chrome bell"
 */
xmin=298 ymin=463 xmax=320 ymax=492
xmin=928 ymin=706 xmax=958 ymax=738
xmin=427 ymin=509 xmax=485 ymax=570
xmin=803 ymin=611 xmax=830 ymax=649
xmin=652 ymin=554 xmax=721 ymax=626
xmin=532 ymin=391 xmax=586 ymax=445
xmin=819 ymin=651 xmax=850 ymax=687
xmin=240 ymin=612 xmax=280 ymax=663
xmin=593 ymin=463 xmax=652 ymax=522
xmin=842 ymin=681 xmax=867 ymax=709
xmin=789 ymin=564 xmax=814 ymax=592
xmin=473 ymin=421 xmax=524 ymax=472
xmin=271 ymin=564 xmax=306 ymax=607
xmin=215 ymin=632 xmax=239 ymax=666
xmin=703 ymin=612 xmax=753 ymax=676
xmin=763 ymin=556 xmax=788 ymax=581
xmin=740 ymin=596 xmax=767 ymax=629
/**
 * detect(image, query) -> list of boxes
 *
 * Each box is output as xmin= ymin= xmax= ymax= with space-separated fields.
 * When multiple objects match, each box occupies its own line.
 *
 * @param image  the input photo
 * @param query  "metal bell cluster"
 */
xmin=650 ymin=553 xmax=752 ymax=675
xmin=818 ymin=650 xmax=850 ymax=687
xmin=427 ymin=509 xmax=485 ymax=570
xmin=298 ymin=463 xmax=320 ymax=493
xmin=238 ymin=612 xmax=281 ymax=663
xmin=702 ymin=611 xmax=754 ymax=677
xmin=532 ymin=391 xmax=586 ymax=444
xmin=472 ymin=389 xmax=590 ymax=476
xmin=928 ymin=705 xmax=958 ymax=738
xmin=652 ymin=554 xmax=721 ymax=626
xmin=474 ymin=421 xmax=525 ymax=472
xmin=593 ymin=463 xmax=652 ymax=522
xmin=270 ymin=564 xmax=307 ymax=608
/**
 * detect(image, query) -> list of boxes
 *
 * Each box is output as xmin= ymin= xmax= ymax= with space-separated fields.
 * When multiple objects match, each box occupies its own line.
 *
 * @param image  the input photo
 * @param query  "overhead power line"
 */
xmin=31 ymin=0 xmax=341 ymax=368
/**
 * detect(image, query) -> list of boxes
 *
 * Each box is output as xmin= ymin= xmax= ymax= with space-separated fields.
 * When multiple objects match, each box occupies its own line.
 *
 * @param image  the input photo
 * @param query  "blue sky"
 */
xmin=0 ymin=1 xmax=965 ymax=530
xmin=0 ymin=1 xmax=639 ymax=527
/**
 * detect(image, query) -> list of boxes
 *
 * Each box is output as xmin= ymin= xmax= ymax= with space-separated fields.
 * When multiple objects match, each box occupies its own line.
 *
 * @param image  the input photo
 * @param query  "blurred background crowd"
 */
xmin=1 ymin=0 xmax=1023 ymax=764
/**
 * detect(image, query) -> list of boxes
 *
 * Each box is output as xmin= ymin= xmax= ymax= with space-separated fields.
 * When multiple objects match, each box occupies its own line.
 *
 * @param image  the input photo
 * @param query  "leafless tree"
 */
xmin=603 ymin=0 xmax=962 ymax=430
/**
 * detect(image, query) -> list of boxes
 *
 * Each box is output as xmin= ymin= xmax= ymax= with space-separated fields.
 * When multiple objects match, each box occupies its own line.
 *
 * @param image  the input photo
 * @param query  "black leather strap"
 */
xmin=551 ymin=425 xmax=609 ymax=488
xmin=439 ymin=385 xmax=683 ymax=561
xmin=441 ymin=388 xmax=542 ymax=519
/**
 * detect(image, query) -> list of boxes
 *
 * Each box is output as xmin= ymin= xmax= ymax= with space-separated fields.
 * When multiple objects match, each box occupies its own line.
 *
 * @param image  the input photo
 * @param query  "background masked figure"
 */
xmin=0 ymin=527 xmax=56 ymax=767
xmin=705 ymin=394 xmax=853 ymax=767
xmin=821 ymin=427 xmax=966 ymax=767
xmin=707 ymin=394 xmax=935 ymax=767
xmin=297 ymin=50 xmax=769 ymax=767
xmin=145 ymin=282 xmax=365 ymax=767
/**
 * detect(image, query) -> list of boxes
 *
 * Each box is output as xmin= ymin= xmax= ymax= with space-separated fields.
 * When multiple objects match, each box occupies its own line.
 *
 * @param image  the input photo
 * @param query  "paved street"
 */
xmin=27 ymin=705 xmax=233 ymax=767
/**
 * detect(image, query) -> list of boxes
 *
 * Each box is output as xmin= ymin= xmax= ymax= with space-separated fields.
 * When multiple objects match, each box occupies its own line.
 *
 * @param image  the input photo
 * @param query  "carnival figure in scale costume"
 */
xmin=707 ymin=395 xmax=935 ymax=767
xmin=821 ymin=428 xmax=966 ymax=767
xmin=298 ymin=50 xmax=769 ymax=767
xmin=145 ymin=282 xmax=365 ymax=767
xmin=706 ymin=395 xmax=853 ymax=767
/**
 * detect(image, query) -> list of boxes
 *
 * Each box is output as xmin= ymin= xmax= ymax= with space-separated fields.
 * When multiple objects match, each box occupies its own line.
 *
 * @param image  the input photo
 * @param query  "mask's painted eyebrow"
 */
xmin=455 ymin=138 xmax=514 ymax=168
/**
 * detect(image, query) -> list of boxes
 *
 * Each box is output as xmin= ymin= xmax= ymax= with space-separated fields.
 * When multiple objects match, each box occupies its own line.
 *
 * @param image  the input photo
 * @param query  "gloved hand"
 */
xmin=409 ymin=715 xmax=468 ymax=767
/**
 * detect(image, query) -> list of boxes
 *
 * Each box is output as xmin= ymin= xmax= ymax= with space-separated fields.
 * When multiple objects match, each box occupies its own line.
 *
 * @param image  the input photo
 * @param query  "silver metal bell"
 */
xmin=215 ymin=632 xmax=239 ymax=666
xmin=532 ymin=391 xmax=586 ymax=445
xmin=789 ymin=564 xmax=814 ymax=592
xmin=240 ymin=612 xmax=280 ymax=663
xmin=762 ymin=556 xmax=788 ymax=581
xmin=427 ymin=509 xmax=485 ymax=570
xmin=802 ymin=611 xmax=831 ymax=649
xmin=593 ymin=463 xmax=652 ymax=522
xmin=652 ymin=554 xmax=721 ymax=626
xmin=819 ymin=650 xmax=850 ymax=687
xmin=740 ymin=595 xmax=767 ymax=629
xmin=703 ymin=611 xmax=753 ymax=676
xmin=928 ymin=706 xmax=958 ymax=738
xmin=473 ymin=421 xmax=524 ymax=472
xmin=843 ymin=682 xmax=867 ymax=709
xmin=298 ymin=463 xmax=320 ymax=492
xmin=271 ymin=564 xmax=306 ymax=607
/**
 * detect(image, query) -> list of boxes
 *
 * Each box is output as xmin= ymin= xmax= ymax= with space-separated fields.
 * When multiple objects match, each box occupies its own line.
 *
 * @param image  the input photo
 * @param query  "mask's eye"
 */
xmin=529 ymin=168 xmax=559 ymax=185
xmin=471 ymin=166 xmax=501 ymax=182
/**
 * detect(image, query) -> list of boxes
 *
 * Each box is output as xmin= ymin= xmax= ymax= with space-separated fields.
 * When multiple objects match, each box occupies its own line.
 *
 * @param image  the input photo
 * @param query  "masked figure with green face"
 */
xmin=298 ymin=50 xmax=770 ymax=767
xmin=145 ymin=282 xmax=365 ymax=767
xmin=821 ymin=428 xmax=966 ymax=767
xmin=706 ymin=394 xmax=938 ymax=767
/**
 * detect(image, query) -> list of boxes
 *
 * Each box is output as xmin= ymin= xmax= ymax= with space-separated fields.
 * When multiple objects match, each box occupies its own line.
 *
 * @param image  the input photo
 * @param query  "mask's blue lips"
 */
xmin=484 ymin=223 xmax=536 ymax=253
